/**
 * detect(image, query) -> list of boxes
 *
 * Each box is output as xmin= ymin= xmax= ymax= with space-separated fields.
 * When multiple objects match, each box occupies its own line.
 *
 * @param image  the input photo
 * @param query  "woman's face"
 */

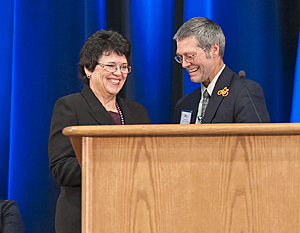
xmin=86 ymin=53 xmax=128 ymax=100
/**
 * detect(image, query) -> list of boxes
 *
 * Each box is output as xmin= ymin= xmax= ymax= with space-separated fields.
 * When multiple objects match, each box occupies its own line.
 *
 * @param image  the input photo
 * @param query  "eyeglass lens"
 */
xmin=100 ymin=64 xmax=131 ymax=73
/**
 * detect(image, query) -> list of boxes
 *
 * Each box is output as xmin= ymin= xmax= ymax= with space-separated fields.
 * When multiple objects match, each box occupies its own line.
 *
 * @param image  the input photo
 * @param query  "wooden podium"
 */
xmin=63 ymin=123 xmax=300 ymax=233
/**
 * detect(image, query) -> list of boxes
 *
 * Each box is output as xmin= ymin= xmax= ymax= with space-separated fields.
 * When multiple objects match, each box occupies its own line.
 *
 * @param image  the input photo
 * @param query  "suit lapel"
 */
xmin=190 ymin=89 xmax=201 ymax=123
xmin=182 ymin=88 xmax=201 ymax=123
xmin=202 ymin=66 xmax=234 ymax=123
xmin=81 ymin=85 xmax=116 ymax=125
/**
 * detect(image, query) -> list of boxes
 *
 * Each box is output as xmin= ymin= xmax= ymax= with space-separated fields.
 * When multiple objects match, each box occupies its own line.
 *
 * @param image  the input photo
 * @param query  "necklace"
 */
xmin=115 ymin=102 xmax=124 ymax=125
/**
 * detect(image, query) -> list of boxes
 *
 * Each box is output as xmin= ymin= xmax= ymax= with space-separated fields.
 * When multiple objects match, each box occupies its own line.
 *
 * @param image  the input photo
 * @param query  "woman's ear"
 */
xmin=84 ymin=66 xmax=91 ymax=77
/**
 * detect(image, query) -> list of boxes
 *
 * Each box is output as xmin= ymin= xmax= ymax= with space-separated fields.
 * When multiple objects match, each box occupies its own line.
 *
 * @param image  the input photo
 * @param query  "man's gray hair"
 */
xmin=174 ymin=17 xmax=225 ymax=58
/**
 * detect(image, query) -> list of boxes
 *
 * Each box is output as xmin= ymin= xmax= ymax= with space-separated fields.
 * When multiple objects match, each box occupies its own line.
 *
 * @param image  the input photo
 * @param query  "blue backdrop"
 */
xmin=291 ymin=26 xmax=300 ymax=123
xmin=0 ymin=0 xmax=299 ymax=232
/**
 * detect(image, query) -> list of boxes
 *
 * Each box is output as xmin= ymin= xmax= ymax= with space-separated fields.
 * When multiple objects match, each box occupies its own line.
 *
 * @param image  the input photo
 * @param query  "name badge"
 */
xmin=180 ymin=110 xmax=192 ymax=124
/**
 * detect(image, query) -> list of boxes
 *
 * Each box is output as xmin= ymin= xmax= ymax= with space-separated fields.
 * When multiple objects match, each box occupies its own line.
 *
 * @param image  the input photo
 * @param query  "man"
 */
xmin=173 ymin=17 xmax=270 ymax=124
xmin=0 ymin=199 xmax=24 ymax=233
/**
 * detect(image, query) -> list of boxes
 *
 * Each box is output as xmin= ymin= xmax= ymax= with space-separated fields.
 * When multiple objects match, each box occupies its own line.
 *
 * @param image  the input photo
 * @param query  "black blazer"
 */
xmin=48 ymin=85 xmax=151 ymax=233
xmin=0 ymin=199 xmax=24 ymax=233
xmin=173 ymin=66 xmax=270 ymax=123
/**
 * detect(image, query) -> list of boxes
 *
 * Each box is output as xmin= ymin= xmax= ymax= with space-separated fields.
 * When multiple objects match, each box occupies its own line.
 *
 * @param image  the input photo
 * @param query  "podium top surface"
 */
xmin=63 ymin=123 xmax=300 ymax=137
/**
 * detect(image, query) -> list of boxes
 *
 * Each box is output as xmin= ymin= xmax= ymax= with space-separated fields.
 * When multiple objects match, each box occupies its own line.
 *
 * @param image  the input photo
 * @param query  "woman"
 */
xmin=48 ymin=30 xmax=151 ymax=233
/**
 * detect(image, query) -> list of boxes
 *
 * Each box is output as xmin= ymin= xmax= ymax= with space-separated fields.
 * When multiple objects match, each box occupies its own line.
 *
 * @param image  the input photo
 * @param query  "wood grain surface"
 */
xmin=64 ymin=123 xmax=300 ymax=137
xmin=64 ymin=124 xmax=300 ymax=232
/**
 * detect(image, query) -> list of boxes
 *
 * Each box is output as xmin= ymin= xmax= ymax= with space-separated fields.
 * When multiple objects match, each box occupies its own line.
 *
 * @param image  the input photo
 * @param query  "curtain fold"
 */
xmin=130 ymin=0 xmax=175 ymax=123
xmin=0 ymin=1 xmax=14 ymax=200
xmin=7 ymin=0 xmax=86 ymax=231
xmin=290 ymin=27 xmax=300 ymax=122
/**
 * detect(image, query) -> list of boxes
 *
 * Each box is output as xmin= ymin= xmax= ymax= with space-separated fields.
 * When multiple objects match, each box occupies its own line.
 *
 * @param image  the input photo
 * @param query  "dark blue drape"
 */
xmin=130 ymin=0 xmax=175 ymax=123
xmin=0 ymin=0 xmax=14 ymax=202
xmin=5 ymin=0 xmax=86 ymax=231
xmin=0 ymin=0 xmax=299 ymax=232
xmin=291 ymin=27 xmax=300 ymax=122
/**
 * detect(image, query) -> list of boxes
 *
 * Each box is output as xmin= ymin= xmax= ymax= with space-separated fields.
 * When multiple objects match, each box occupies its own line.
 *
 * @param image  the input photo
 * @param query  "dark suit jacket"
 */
xmin=0 ymin=199 xmax=24 ymax=233
xmin=173 ymin=66 xmax=270 ymax=123
xmin=48 ymin=85 xmax=151 ymax=233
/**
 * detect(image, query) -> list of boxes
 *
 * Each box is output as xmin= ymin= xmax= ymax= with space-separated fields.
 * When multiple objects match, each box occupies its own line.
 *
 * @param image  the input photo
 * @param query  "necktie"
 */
xmin=200 ymin=90 xmax=210 ymax=123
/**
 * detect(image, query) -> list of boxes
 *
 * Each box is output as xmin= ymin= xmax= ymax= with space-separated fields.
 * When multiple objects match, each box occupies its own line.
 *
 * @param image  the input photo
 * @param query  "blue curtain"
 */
xmin=130 ymin=0 xmax=175 ymax=123
xmin=0 ymin=0 xmax=14 ymax=202
xmin=0 ymin=0 xmax=299 ymax=232
xmin=291 ymin=26 xmax=300 ymax=122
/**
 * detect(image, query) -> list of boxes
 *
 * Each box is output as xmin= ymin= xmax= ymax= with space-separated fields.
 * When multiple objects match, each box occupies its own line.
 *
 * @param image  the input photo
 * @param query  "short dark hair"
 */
xmin=78 ymin=30 xmax=132 ymax=85
xmin=174 ymin=17 xmax=225 ymax=58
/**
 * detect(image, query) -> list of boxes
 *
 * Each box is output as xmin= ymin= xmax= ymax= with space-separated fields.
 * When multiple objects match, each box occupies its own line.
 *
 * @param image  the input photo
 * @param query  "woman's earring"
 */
xmin=87 ymin=74 xmax=90 ymax=79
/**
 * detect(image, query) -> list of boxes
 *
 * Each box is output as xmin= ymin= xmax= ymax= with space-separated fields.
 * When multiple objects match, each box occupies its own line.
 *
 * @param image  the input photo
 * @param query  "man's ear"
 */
xmin=211 ymin=43 xmax=220 ymax=58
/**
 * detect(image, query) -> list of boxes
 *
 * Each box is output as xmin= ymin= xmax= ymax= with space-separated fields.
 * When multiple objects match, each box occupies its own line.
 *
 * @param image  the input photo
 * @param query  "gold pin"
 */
xmin=217 ymin=87 xmax=229 ymax=97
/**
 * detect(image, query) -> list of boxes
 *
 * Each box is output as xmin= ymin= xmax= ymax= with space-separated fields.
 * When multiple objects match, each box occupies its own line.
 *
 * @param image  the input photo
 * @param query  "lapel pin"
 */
xmin=217 ymin=87 xmax=229 ymax=97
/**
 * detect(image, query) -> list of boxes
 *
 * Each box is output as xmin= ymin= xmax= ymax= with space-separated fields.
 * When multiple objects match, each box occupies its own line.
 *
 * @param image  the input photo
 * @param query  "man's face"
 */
xmin=176 ymin=35 xmax=217 ymax=85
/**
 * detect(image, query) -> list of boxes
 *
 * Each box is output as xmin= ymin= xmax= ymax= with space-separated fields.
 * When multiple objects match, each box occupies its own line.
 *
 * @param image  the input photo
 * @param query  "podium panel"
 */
xmin=63 ymin=123 xmax=300 ymax=233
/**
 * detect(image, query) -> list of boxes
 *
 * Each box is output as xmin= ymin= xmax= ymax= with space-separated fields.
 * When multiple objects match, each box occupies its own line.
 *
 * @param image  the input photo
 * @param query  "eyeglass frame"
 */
xmin=174 ymin=48 xmax=206 ymax=64
xmin=97 ymin=62 xmax=132 ymax=74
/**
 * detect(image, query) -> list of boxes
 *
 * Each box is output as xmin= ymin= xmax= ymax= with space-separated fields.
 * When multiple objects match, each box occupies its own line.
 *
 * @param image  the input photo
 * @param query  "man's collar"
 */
xmin=201 ymin=64 xmax=226 ymax=95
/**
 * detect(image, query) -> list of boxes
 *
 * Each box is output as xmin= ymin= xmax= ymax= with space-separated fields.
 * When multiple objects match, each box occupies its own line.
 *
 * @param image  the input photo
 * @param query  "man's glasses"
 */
xmin=174 ymin=48 xmax=206 ymax=64
xmin=97 ymin=63 xmax=132 ymax=74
